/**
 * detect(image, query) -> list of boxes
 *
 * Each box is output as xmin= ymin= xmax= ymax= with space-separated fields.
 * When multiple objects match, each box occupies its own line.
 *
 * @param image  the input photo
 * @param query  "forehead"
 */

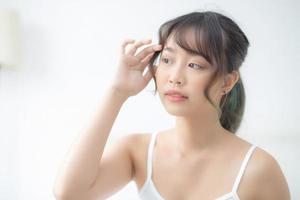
xmin=164 ymin=30 xmax=197 ymax=51
xmin=162 ymin=33 xmax=210 ymax=64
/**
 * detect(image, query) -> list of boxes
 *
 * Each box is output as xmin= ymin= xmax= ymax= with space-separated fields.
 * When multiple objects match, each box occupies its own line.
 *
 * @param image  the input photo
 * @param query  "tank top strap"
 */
xmin=232 ymin=145 xmax=257 ymax=192
xmin=146 ymin=132 xmax=159 ymax=182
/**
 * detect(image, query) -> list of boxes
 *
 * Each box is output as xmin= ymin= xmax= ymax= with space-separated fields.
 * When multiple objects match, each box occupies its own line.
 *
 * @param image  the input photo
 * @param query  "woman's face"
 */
xmin=155 ymin=35 xmax=223 ymax=117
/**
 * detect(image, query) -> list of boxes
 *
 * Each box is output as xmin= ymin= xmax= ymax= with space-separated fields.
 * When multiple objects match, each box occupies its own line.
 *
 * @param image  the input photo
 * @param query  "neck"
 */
xmin=172 ymin=114 xmax=225 ymax=156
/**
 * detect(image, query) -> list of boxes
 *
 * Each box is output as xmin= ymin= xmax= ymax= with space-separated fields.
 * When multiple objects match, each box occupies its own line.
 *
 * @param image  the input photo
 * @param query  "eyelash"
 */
xmin=160 ymin=57 xmax=204 ymax=70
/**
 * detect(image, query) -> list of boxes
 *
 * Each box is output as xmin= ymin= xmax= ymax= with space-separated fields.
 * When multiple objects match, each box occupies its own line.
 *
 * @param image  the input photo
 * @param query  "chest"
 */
xmin=134 ymin=143 xmax=239 ymax=200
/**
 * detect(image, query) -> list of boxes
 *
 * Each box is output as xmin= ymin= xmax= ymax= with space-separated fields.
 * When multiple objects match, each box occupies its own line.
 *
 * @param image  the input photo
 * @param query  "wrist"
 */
xmin=106 ymin=86 xmax=130 ymax=101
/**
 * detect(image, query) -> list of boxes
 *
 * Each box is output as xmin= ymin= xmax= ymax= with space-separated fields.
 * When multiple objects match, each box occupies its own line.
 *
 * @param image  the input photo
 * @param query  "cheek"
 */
xmin=189 ymin=75 xmax=210 ymax=92
xmin=188 ymin=75 xmax=220 ymax=107
xmin=155 ymin=68 xmax=167 ymax=87
xmin=188 ymin=80 xmax=207 ymax=103
xmin=191 ymin=78 xmax=207 ymax=89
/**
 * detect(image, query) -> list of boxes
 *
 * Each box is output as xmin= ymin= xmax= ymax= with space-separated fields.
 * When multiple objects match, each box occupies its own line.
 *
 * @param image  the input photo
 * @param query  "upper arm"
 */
xmin=246 ymin=148 xmax=291 ymax=200
xmin=87 ymin=133 xmax=140 ymax=200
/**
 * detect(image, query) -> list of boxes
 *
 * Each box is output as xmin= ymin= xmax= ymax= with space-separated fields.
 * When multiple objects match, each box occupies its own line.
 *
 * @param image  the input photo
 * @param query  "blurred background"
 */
xmin=0 ymin=0 xmax=299 ymax=199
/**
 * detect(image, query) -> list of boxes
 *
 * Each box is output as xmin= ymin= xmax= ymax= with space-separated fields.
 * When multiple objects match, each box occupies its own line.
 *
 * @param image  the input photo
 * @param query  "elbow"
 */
xmin=53 ymin=186 xmax=68 ymax=200
xmin=53 ymin=192 xmax=83 ymax=200
xmin=52 ymin=177 xmax=93 ymax=200
xmin=52 ymin=186 xmax=75 ymax=200
xmin=53 ymin=187 xmax=91 ymax=200
xmin=53 ymin=192 xmax=67 ymax=200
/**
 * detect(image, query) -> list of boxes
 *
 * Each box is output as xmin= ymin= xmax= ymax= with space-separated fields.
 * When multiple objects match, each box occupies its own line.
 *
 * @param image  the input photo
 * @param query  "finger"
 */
xmin=121 ymin=39 xmax=135 ymax=54
xmin=136 ymin=44 xmax=162 ymax=61
xmin=127 ymin=39 xmax=152 ymax=55
xmin=139 ymin=52 xmax=155 ymax=69
xmin=143 ymin=68 xmax=154 ymax=85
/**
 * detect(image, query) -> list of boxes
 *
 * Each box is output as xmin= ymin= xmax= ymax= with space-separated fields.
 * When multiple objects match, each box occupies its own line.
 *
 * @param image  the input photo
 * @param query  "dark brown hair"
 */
xmin=148 ymin=11 xmax=250 ymax=134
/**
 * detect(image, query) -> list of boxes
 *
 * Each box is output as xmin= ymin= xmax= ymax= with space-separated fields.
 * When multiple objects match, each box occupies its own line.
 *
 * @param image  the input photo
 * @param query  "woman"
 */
xmin=53 ymin=11 xmax=290 ymax=200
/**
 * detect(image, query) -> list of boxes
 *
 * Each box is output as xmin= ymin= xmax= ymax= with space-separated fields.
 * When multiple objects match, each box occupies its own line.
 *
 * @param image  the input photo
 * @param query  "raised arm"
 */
xmin=53 ymin=38 xmax=162 ymax=200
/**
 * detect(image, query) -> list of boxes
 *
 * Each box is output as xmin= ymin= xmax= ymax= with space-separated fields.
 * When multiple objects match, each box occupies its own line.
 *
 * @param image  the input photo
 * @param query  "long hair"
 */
xmin=148 ymin=11 xmax=250 ymax=133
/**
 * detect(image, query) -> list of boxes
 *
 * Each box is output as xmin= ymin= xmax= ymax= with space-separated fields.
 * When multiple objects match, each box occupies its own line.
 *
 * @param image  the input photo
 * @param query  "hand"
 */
xmin=110 ymin=38 xmax=162 ymax=97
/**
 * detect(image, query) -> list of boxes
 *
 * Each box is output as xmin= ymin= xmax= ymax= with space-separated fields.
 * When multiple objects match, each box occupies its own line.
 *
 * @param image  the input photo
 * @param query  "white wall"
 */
xmin=0 ymin=0 xmax=299 ymax=199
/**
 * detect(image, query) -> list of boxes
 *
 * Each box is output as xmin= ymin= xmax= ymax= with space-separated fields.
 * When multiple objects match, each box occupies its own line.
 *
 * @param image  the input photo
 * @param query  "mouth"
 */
xmin=164 ymin=91 xmax=188 ymax=98
xmin=165 ymin=94 xmax=188 ymax=102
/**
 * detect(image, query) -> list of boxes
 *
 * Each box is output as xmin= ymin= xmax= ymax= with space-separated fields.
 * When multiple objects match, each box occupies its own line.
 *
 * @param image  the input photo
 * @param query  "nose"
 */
xmin=169 ymin=78 xmax=182 ymax=85
xmin=168 ymin=66 xmax=184 ymax=86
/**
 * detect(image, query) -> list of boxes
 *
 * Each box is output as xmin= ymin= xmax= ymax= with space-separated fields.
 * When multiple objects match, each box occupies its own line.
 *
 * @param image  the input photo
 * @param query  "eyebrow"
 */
xmin=163 ymin=46 xmax=176 ymax=53
xmin=163 ymin=46 xmax=208 ymax=60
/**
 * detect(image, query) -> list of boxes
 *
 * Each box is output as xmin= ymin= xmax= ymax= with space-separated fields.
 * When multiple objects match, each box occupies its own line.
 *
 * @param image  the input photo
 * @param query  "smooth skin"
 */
xmin=53 ymin=39 xmax=291 ymax=200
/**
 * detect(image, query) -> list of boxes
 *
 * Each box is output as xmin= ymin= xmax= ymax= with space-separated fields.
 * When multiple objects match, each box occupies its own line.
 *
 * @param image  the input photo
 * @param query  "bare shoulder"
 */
xmin=108 ymin=132 xmax=151 ymax=168
xmin=113 ymin=132 xmax=150 ymax=150
xmin=121 ymin=132 xmax=151 ymax=151
xmin=119 ymin=132 xmax=151 ymax=166
xmin=240 ymin=146 xmax=291 ymax=200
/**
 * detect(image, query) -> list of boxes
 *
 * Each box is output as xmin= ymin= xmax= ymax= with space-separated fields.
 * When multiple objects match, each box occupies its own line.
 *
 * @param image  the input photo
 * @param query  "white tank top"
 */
xmin=138 ymin=132 xmax=256 ymax=200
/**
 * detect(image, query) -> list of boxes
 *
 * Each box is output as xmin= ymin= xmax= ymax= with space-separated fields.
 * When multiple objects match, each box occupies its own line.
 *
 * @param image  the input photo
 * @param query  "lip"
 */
xmin=164 ymin=89 xmax=188 ymax=98
xmin=164 ymin=89 xmax=188 ymax=102
xmin=165 ymin=94 xmax=187 ymax=102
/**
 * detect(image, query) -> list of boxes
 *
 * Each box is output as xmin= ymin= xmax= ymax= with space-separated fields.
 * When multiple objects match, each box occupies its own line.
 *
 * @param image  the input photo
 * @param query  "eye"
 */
xmin=161 ymin=57 xmax=170 ymax=64
xmin=188 ymin=63 xmax=203 ymax=70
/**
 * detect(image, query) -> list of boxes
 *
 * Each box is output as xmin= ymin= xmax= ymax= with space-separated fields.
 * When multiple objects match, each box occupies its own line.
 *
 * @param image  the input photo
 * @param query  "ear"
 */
xmin=222 ymin=70 xmax=240 ymax=92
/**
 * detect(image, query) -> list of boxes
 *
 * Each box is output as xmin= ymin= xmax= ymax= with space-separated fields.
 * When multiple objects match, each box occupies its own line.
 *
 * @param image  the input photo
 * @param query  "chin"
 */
xmin=161 ymin=98 xmax=192 ymax=116
xmin=162 ymin=96 xmax=210 ymax=118
xmin=165 ymin=109 xmax=190 ymax=117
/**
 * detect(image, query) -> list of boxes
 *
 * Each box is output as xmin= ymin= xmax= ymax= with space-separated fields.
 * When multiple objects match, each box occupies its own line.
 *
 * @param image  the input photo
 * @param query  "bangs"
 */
xmin=158 ymin=12 xmax=225 ymax=71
